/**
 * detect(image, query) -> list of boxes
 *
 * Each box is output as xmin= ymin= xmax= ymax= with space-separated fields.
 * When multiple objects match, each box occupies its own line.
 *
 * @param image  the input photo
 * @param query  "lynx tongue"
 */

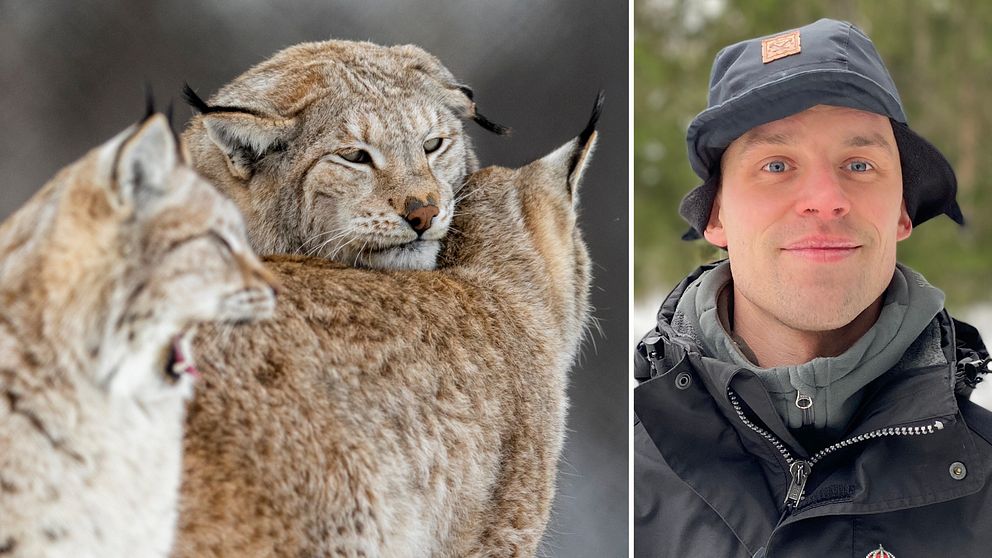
xmin=170 ymin=333 xmax=201 ymax=378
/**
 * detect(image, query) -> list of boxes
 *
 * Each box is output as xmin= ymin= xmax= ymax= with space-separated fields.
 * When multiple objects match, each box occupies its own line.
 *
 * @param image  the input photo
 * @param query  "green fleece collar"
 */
xmin=673 ymin=261 xmax=946 ymax=437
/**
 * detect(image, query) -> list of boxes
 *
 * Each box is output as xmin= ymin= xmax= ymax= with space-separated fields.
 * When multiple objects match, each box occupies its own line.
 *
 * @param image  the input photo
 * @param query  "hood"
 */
xmin=635 ymin=261 xmax=990 ymax=398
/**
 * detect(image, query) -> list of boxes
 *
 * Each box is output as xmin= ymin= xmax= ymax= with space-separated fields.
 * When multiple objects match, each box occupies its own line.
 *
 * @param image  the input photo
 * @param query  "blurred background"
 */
xmin=0 ymin=1 xmax=628 ymax=555
xmin=634 ymin=0 xmax=992 ymax=406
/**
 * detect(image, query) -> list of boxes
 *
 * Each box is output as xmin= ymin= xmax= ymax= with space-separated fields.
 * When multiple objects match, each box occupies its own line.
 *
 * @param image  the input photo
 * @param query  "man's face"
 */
xmin=704 ymin=105 xmax=913 ymax=332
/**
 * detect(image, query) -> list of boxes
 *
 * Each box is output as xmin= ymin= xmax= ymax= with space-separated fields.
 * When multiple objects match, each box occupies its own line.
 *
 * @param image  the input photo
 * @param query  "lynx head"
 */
xmin=0 ymin=113 xmax=277 ymax=396
xmin=445 ymin=93 xmax=602 ymax=346
xmin=181 ymin=40 xmax=507 ymax=270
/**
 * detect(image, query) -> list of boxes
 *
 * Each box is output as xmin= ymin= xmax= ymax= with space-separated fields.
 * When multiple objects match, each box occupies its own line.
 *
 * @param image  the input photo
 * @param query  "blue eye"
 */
xmin=762 ymin=160 xmax=789 ymax=173
xmin=847 ymin=160 xmax=874 ymax=172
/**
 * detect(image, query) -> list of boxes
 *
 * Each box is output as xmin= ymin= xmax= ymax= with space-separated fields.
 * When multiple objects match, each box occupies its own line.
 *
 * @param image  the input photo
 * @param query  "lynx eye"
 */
xmin=423 ymin=137 xmax=444 ymax=154
xmin=338 ymin=149 xmax=372 ymax=164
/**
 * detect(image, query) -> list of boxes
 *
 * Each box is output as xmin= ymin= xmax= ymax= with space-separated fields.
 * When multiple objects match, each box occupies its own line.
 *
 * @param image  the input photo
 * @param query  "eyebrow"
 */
xmin=843 ymin=132 xmax=893 ymax=151
xmin=739 ymin=132 xmax=794 ymax=148
xmin=732 ymin=130 xmax=894 ymax=157
xmin=729 ymin=131 xmax=795 ymax=161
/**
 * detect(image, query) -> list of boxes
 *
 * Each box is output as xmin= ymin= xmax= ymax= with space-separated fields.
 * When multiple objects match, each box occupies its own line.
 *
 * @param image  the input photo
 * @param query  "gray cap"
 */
xmin=679 ymin=18 xmax=964 ymax=240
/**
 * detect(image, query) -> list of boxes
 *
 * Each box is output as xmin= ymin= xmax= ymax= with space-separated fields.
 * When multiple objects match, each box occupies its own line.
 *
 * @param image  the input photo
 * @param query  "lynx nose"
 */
xmin=402 ymin=196 xmax=439 ymax=236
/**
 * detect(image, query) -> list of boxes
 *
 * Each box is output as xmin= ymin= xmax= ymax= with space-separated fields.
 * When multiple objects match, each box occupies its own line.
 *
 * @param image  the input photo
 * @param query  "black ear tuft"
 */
xmin=454 ymin=84 xmax=508 ymax=135
xmin=579 ymin=90 xmax=605 ymax=149
xmin=181 ymin=82 xmax=264 ymax=117
xmin=143 ymin=82 xmax=156 ymax=123
xmin=566 ymin=91 xmax=604 ymax=182
xmin=182 ymin=82 xmax=210 ymax=114
xmin=473 ymin=111 xmax=511 ymax=136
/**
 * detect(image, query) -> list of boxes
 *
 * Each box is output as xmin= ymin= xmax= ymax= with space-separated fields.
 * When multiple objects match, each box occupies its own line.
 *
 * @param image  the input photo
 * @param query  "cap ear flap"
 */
xmin=182 ymin=84 xmax=295 ymax=181
xmin=113 ymin=114 xmax=179 ymax=209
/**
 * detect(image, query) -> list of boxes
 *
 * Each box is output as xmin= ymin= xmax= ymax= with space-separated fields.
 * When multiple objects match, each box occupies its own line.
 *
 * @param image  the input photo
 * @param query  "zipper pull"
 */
xmin=795 ymin=390 xmax=814 ymax=426
xmin=784 ymin=460 xmax=811 ymax=507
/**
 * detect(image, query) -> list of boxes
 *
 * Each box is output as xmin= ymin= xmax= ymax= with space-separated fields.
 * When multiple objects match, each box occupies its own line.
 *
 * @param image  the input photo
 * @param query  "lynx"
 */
xmin=0 ymin=113 xmax=277 ymax=557
xmin=182 ymin=40 xmax=506 ymax=271
xmin=172 ymin=94 xmax=602 ymax=557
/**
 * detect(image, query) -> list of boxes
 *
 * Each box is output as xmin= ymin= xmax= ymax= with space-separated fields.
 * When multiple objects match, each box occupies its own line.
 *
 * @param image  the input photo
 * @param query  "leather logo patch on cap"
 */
xmin=761 ymin=30 xmax=801 ymax=63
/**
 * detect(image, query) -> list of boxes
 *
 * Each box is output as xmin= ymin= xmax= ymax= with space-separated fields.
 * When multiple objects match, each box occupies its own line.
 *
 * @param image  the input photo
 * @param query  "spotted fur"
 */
xmin=0 ymin=115 xmax=276 ymax=557
xmin=173 ymin=99 xmax=600 ymax=557
xmin=183 ymin=40 xmax=506 ymax=271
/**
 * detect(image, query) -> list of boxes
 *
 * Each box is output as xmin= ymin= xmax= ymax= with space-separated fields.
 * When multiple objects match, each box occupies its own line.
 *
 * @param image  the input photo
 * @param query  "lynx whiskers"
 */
xmin=174 ymin=93 xmax=602 ymax=558
xmin=182 ymin=40 xmax=508 ymax=271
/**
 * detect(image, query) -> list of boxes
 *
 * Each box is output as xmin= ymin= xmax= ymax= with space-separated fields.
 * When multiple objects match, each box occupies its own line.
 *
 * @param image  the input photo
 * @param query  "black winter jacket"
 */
xmin=634 ymin=264 xmax=992 ymax=558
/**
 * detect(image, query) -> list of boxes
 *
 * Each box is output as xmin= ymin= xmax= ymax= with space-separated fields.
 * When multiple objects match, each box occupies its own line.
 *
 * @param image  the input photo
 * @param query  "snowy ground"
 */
xmin=631 ymin=300 xmax=992 ymax=410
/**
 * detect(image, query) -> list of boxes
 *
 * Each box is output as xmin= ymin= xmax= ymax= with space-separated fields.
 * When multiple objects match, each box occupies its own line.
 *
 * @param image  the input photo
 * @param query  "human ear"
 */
xmin=702 ymin=191 xmax=728 ymax=248
xmin=896 ymin=200 xmax=913 ymax=241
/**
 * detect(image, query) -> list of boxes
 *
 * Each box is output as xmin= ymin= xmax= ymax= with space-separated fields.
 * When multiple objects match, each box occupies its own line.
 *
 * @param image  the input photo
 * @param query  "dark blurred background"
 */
xmin=634 ymin=0 xmax=992 ymax=405
xmin=0 ymin=1 xmax=628 ymax=555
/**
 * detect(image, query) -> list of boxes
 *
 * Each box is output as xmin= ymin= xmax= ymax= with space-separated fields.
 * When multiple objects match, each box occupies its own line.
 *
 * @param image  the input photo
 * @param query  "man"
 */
xmin=634 ymin=18 xmax=992 ymax=558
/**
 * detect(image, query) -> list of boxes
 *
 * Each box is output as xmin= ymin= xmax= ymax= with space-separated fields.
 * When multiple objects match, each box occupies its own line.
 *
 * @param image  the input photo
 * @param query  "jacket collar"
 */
xmin=635 ymin=262 xmax=988 ymax=426
xmin=635 ymin=263 xmax=989 ymax=548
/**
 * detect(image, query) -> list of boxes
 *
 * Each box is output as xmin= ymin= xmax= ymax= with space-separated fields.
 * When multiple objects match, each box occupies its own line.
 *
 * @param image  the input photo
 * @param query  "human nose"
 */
xmin=793 ymin=163 xmax=851 ymax=220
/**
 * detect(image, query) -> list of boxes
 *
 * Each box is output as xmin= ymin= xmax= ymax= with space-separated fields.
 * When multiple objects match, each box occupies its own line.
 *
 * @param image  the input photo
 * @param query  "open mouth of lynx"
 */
xmin=165 ymin=328 xmax=199 ymax=382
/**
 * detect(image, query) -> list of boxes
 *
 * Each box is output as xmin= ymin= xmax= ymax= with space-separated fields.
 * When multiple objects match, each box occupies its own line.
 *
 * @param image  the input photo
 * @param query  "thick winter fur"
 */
xmin=173 ymin=97 xmax=601 ymax=557
xmin=0 ymin=115 xmax=277 ymax=557
xmin=183 ymin=40 xmax=505 ymax=271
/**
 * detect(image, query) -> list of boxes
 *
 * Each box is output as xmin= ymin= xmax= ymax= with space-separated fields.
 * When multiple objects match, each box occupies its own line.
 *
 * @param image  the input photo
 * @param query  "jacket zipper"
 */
xmin=727 ymin=388 xmax=944 ymax=508
xmin=795 ymin=389 xmax=813 ymax=426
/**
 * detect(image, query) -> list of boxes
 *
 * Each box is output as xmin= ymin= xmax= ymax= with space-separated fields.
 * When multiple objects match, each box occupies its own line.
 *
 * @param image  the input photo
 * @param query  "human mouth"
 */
xmin=781 ymin=237 xmax=862 ymax=262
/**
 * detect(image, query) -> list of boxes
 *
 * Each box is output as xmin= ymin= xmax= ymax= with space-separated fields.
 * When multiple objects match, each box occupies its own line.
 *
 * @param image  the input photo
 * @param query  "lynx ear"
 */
xmin=113 ymin=114 xmax=180 ymax=208
xmin=393 ymin=44 xmax=510 ymax=136
xmin=541 ymin=91 xmax=604 ymax=196
xmin=454 ymin=85 xmax=511 ymax=136
xmin=182 ymin=83 xmax=295 ymax=180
